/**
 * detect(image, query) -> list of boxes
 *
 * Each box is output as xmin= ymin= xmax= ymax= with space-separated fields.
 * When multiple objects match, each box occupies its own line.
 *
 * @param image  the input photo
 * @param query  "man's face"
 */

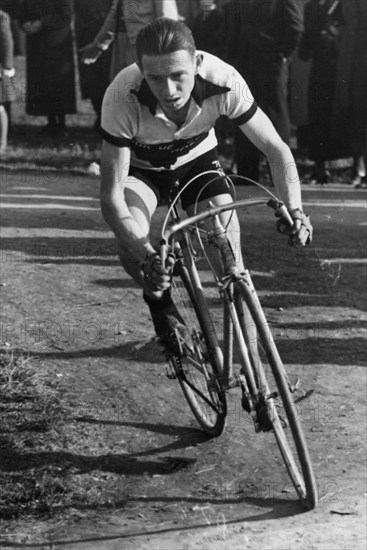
xmin=140 ymin=49 xmax=199 ymax=117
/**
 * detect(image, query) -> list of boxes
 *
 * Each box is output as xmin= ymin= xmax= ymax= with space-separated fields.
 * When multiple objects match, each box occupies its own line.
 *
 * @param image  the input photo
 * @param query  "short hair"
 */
xmin=136 ymin=17 xmax=196 ymax=64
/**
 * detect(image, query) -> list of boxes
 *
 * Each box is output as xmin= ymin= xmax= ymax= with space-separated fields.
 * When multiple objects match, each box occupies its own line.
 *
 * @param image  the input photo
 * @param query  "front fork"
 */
xmin=220 ymin=275 xmax=257 ymax=394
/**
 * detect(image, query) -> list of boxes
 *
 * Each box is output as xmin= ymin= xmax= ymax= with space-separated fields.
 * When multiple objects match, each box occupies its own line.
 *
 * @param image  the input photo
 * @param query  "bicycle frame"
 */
xmin=160 ymin=197 xmax=291 ymax=392
xmin=160 ymin=195 xmax=317 ymax=509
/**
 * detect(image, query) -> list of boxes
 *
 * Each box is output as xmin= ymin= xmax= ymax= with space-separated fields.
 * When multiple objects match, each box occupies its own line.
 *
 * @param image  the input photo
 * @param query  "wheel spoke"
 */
xmin=170 ymin=254 xmax=226 ymax=436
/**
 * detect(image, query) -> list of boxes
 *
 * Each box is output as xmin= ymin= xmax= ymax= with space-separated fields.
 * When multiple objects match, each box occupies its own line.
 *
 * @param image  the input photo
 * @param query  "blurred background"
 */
xmin=0 ymin=0 xmax=366 ymax=187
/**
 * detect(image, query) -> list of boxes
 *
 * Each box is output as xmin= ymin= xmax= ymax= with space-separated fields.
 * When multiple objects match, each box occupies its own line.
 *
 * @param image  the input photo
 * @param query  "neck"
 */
xmin=162 ymin=101 xmax=190 ymax=127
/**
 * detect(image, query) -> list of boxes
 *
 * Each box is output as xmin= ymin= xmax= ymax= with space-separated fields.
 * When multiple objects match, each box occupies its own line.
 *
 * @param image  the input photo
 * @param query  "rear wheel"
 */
xmin=169 ymin=253 xmax=226 ymax=437
xmin=234 ymin=277 xmax=318 ymax=509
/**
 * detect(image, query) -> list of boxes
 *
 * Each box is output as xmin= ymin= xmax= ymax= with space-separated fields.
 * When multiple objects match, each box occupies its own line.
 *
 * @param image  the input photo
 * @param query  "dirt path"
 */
xmin=1 ymin=172 xmax=366 ymax=549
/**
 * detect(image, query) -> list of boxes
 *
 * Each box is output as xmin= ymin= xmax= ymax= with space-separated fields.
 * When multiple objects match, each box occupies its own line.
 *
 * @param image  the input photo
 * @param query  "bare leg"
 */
xmin=116 ymin=177 xmax=161 ymax=298
xmin=186 ymin=192 xmax=245 ymax=273
xmin=117 ymin=177 xmax=186 ymax=351
xmin=0 ymin=105 xmax=9 ymax=152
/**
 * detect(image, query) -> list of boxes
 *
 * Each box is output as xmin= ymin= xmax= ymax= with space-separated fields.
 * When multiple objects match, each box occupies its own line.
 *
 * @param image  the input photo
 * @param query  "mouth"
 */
xmin=162 ymin=97 xmax=181 ymax=108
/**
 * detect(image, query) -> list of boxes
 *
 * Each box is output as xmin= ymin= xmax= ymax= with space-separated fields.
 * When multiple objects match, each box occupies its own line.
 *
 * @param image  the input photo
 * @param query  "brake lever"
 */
xmin=267 ymin=199 xmax=294 ymax=227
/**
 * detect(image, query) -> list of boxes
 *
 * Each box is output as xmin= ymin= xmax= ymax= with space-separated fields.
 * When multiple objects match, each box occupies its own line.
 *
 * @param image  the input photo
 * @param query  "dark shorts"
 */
xmin=129 ymin=148 xmax=233 ymax=210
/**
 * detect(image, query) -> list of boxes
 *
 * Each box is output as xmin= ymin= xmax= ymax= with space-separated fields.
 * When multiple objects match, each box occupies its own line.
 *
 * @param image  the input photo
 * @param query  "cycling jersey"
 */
xmin=101 ymin=51 xmax=257 ymax=171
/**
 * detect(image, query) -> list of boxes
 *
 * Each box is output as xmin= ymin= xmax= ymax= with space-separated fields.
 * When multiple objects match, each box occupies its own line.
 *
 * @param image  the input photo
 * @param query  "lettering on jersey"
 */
xmin=131 ymin=132 xmax=209 ymax=169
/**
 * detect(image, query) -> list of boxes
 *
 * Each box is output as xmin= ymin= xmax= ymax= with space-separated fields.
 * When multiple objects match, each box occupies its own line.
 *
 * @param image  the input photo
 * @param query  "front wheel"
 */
xmin=169 ymin=258 xmax=226 ymax=437
xmin=235 ymin=277 xmax=318 ymax=510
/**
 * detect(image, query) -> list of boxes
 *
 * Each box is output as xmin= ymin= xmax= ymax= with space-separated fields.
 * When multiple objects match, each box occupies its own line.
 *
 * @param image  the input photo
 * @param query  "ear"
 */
xmin=195 ymin=53 xmax=203 ymax=73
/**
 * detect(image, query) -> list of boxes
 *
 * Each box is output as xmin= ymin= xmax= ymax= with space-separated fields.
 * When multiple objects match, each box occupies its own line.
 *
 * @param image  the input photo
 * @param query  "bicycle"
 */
xmin=158 ymin=172 xmax=317 ymax=510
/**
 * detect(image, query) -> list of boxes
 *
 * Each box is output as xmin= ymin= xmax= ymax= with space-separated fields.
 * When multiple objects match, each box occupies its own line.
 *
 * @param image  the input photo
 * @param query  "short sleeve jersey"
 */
xmin=101 ymin=51 xmax=257 ymax=171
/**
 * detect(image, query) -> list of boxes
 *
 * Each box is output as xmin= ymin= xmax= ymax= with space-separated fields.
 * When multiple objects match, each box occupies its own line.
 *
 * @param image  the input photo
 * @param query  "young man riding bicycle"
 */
xmin=99 ymin=17 xmax=313 ymax=354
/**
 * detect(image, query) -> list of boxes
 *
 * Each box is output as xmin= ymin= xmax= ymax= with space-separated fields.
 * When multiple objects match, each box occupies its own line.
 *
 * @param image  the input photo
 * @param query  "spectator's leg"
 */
xmin=91 ymin=96 xmax=104 ymax=129
xmin=0 ymin=105 xmax=9 ymax=153
xmin=57 ymin=114 xmax=66 ymax=128
xmin=261 ymin=58 xmax=291 ymax=145
xmin=48 ymin=115 xmax=58 ymax=128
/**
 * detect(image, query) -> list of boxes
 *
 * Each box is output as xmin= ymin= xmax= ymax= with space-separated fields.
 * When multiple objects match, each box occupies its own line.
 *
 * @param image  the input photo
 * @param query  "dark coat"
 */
xmin=220 ymin=0 xmax=304 ymax=179
xmin=220 ymin=0 xmax=303 ymax=141
xmin=74 ymin=0 xmax=113 ymax=102
xmin=298 ymin=0 xmax=345 ymax=161
xmin=331 ymin=0 xmax=367 ymax=158
xmin=0 ymin=0 xmax=20 ymax=18
xmin=188 ymin=9 xmax=223 ymax=58
xmin=222 ymin=0 xmax=304 ymax=67
xmin=19 ymin=0 xmax=76 ymax=116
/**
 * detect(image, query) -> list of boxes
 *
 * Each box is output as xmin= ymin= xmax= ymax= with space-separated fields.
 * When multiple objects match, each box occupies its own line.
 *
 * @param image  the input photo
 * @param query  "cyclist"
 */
xmin=99 ymin=17 xmax=313 ymax=353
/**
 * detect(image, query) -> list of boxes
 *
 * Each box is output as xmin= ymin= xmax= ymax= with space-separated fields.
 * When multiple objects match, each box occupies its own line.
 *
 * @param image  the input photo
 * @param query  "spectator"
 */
xmin=80 ymin=0 xmax=179 ymax=82
xmin=175 ymin=0 xmax=200 ymax=21
xmin=19 ymin=0 xmax=76 ymax=133
xmin=188 ymin=1 xmax=222 ymax=58
xmin=298 ymin=0 xmax=344 ymax=184
xmin=74 ymin=0 xmax=113 ymax=129
xmin=188 ymin=1 xmax=233 ymax=155
xmin=222 ymin=0 xmax=304 ymax=182
xmin=331 ymin=0 xmax=367 ymax=187
xmin=0 ymin=7 xmax=16 ymax=154
xmin=0 ymin=1 xmax=25 ymax=56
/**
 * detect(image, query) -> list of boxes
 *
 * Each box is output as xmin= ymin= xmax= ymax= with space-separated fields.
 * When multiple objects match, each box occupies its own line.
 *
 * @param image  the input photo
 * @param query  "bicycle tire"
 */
xmin=234 ymin=277 xmax=317 ymax=510
xmin=169 ymin=250 xmax=227 ymax=437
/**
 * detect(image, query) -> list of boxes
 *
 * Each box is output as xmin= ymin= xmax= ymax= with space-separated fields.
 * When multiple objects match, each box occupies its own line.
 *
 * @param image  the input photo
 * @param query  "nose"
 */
xmin=162 ymin=78 xmax=177 ymax=97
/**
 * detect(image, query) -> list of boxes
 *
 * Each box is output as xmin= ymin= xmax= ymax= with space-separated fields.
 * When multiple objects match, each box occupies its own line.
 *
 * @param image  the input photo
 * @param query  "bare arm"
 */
xmin=239 ymin=107 xmax=312 ymax=246
xmin=100 ymin=141 xmax=156 ymax=261
xmin=239 ymin=107 xmax=302 ymax=212
xmin=80 ymin=0 xmax=118 ymax=63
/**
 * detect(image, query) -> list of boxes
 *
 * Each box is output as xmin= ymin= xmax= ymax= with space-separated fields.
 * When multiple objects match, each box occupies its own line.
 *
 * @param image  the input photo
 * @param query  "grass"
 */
xmin=0 ymin=347 xmax=69 ymax=519
xmin=0 ymin=348 xmax=129 ymax=524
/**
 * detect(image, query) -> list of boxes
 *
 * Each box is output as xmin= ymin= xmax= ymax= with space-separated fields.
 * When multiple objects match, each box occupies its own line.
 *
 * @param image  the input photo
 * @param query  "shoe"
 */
xmin=319 ymin=171 xmax=330 ymax=185
xmin=86 ymin=162 xmax=101 ymax=177
xmin=144 ymin=291 xmax=190 ymax=356
xmin=310 ymin=161 xmax=330 ymax=185
xmin=351 ymin=174 xmax=362 ymax=187
xmin=354 ymin=176 xmax=367 ymax=189
xmin=309 ymin=170 xmax=330 ymax=185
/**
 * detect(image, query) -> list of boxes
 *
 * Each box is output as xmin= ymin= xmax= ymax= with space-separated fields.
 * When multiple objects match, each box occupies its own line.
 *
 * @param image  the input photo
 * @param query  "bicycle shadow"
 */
xmin=74 ymin=419 xmax=212 ymax=458
xmin=0 ymin=498 xmax=306 ymax=549
xmin=0 ymin=422 xmax=209 ymax=477
xmin=24 ymin=338 xmax=163 ymax=364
